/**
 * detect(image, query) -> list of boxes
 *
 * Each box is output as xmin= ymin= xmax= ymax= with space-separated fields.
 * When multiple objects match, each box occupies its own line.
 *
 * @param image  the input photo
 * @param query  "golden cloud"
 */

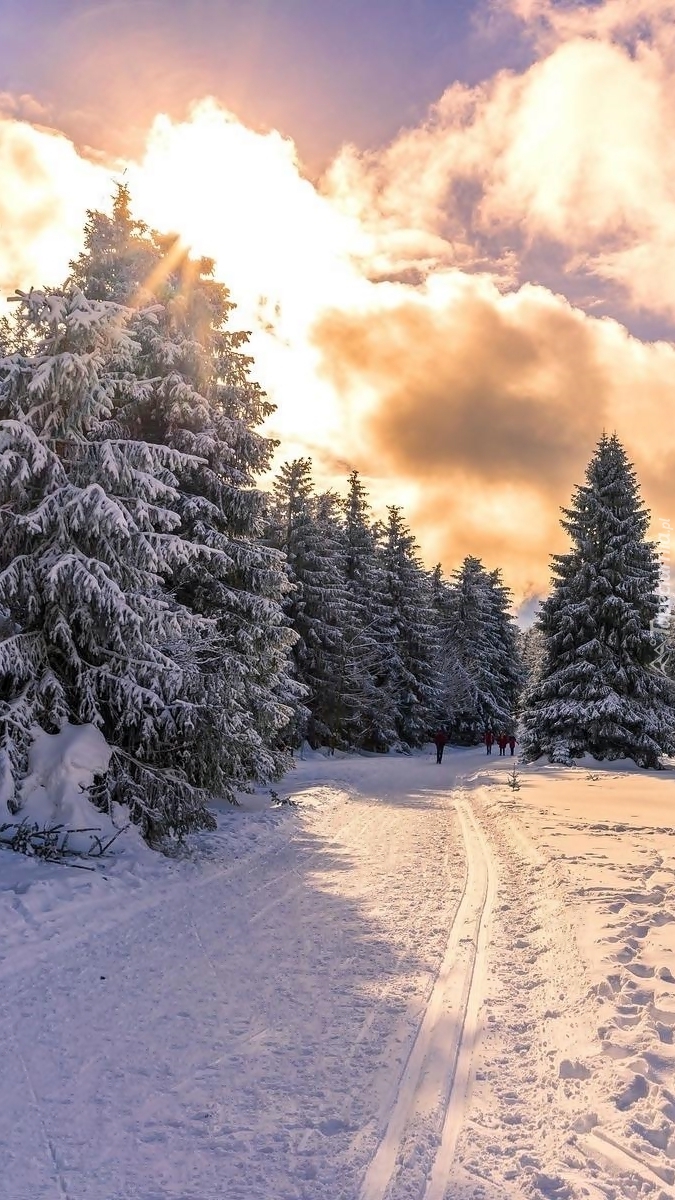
xmin=1 ymin=4 xmax=675 ymax=601
xmin=314 ymin=274 xmax=675 ymax=594
xmin=316 ymin=280 xmax=606 ymax=488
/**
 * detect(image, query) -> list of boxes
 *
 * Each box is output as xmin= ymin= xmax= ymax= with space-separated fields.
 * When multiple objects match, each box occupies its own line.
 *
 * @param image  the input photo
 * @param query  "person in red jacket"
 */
xmin=484 ymin=729 xmax=494 ymax=755
xmin=433 ymin=729 xmax=448 ymax=764
xmin=508 ymin=734 xmax=517 ymax=756
xmin=498 ymin=732 xmax=508 ymax=756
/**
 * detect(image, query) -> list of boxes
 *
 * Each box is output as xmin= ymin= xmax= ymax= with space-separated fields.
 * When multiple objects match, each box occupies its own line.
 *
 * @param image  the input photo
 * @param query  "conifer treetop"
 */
xmin=520 ymin=432 xmax=674 ymax=767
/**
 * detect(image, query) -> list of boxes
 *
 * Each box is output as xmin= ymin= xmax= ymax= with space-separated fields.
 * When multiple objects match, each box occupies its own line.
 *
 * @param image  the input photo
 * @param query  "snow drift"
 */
xmin=2 ymin=722 xmax=129 ymax=855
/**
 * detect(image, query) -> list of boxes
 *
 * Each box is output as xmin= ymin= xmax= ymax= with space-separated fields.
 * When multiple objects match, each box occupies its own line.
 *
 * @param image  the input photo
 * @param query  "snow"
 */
xmin=1 ymin=722 xmax=145 ymax=860
xmin=9 ymin=723 xmax=118 ymax=850
xmin=1 ymin=746 xmax=674 ymax=1198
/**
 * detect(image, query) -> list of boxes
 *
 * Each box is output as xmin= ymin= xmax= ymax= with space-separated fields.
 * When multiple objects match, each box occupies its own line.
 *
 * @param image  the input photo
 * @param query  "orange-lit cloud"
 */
xmin=2 ymin=0 xmax=675 ymax=602
xmin=315 ymin=274 xmax=675 ymax=596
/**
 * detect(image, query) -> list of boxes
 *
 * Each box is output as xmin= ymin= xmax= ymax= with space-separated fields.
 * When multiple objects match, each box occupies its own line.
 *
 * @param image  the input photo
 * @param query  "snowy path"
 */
xmin=360 ymin=797 xmax=495 ymax=1200
xmin=0 ymin=756 xmax=468 ymax=1200
xmin=1 ymin=748 xmax=675 ymax=1199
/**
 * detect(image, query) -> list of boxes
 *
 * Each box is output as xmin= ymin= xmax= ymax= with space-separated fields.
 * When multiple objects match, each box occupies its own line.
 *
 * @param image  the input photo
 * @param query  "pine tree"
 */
xmin=520 ymin=434 xmax=674 ymax=766
xmin=520 ymin=624 xmax=546 ymax=690
xmin=0 ymin=287 xmax=219 ymax=836
xmin=313 ymin=489 xmax=364 ymax=744
xmin=378 ymin=506 xmax=442 ymax=746
xmin=0 ymin=316 xmax=15 ymax=356
xmin=431 ymin=563 xmax=480 ymax=739
xmin=266 ymin=459 xmax=357 ymax=746
xmin=70 ymin=184 xmax=159 ymax=304
xmin=441 ymin=556 xmax=517 ymax=733
xmin=70 ymin=186 xmax=298 ymax=788
xmin=487 ymin=568 xmax=525 ymax=721
xmin=342 ymin=472 xmax=398 ymax=749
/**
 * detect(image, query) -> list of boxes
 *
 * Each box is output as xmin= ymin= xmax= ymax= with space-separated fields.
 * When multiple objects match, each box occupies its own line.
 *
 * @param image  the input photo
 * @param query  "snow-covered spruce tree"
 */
xmin=0 ymin=301 xmax=38 ymax=357
xmin=341 ymin=471 xmax=398 ymax=749
xmin=441 ymin=556 xmax=517 ymax=733
xmin=520 ymin=623 xmax=546 ymax=692
xmin=378 ymin=506 xmax=442 ymax=747
xmin=266 ymin=458 xmax=360 ymax=747
xmin=313 ymin=488 xmax=365 ymax=744
xmin=70 ymin=184 xmax=159 ymax=305
xmin=520 ymin=434 xmax=675 ymax=766
xmin=0 ymin=287 xmax=221 ymax=836
xmin=70 ymin=186 xmax=298 ymax=786
xmin=431 ymin=563 xmax=479 ymax=736
xmin=487 ymin=568 xmax=525 ymax=719
xmin=0 ymin=315 xmax=14 ymax=356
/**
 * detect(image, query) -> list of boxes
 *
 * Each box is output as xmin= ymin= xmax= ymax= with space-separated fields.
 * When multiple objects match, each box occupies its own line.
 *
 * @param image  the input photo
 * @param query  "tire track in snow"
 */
xmin=358 ymin=795 xmax=495 ymax=1200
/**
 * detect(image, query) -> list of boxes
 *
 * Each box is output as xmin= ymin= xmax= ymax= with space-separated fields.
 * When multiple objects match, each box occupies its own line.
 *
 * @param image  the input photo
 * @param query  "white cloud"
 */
xmin=2 ymin=18 xmax=675 ymax=595
xmin=0 ymin=116 xmax=112 ymax=300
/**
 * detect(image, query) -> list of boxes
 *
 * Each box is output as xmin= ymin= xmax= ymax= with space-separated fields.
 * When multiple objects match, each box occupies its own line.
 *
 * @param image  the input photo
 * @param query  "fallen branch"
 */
xmin=269 ymin=789 xmax=297 ymax=807
xmin=0 ymin=818 xmax=130 ymax=863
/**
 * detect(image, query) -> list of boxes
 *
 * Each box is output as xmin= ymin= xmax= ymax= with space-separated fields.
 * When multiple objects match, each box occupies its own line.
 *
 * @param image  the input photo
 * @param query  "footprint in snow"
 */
xmin=613 ymin=945 xmax=636 ymax=963
xmin=626 ymin=961 xmax=655 ymax=978
xmin=614 ymin=1073 xmax=649 ymax=1110
xmin=531 ymin=1171 xmax=572 ymax=1197
xmin=559 ymin=1058 xmax=592 ymax=1080
xmin=318 ymin=1117 xmax=352 ymax=1136
xmin=630 ymin=1118 xmax=673 ymax=1151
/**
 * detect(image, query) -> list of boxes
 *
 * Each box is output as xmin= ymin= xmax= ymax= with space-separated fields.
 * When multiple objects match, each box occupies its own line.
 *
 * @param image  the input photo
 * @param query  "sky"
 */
xmin=1 ymin=0 xmax=675 ymax=606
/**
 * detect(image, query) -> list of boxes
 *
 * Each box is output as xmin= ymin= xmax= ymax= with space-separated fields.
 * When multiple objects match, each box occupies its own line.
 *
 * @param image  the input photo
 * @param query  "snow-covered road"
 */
xmin=1 ymin=748 xmax=674 ymax=1199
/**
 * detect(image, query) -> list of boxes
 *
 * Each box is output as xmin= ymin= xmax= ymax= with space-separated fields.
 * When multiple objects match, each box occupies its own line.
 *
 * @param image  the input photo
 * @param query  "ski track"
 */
xmin=358 ymin=795 xmax=495 ymax=1200
xmin=9 ymin=1023 xmax=74 ymax=1200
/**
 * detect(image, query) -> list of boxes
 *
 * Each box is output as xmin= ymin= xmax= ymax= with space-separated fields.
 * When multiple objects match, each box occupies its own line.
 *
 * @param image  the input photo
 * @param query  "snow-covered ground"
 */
xmin=0 ymin=746 xmax=674 ymax=1199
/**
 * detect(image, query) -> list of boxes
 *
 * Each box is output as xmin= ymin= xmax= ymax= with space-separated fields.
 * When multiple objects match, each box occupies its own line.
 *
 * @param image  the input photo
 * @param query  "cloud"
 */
xmin=316 ymin=277 xmax=606 ymax=488
xmin=314 ymin=269 xmax=675 ymax=595
xmin=503 ymin=0 xmax=675 ymax=49
xmin=325 ymin=5 xmax=675 ymax=320
xmin=1 ymin=12 xmax=675 ymax=599
xmin=0 ymin=114 xmax=111 ymax=299
xmin=0 ymin=92 xmax=51 ymax=124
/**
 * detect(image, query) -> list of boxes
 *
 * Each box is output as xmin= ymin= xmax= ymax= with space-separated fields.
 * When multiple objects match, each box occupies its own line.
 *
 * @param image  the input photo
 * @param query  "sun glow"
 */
xmin=126 ymin=101 xmax=377 ymax=452
xmin=5 ymin=12 xmax=675 ymax=600
xmin=0 ymin=119 xmax=111 ymax=298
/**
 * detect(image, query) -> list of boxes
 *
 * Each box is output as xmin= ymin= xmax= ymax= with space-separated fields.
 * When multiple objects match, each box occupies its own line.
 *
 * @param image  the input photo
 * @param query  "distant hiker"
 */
xmin=508 ymin=734 xmax=516 ymax=756
xmin=433 ymin=730 xmax=448 ymax=764
xmin=484 ymin=729 xmax=494 ymax=755
xmin=498 ymin=732 xmax=508 ymax=756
